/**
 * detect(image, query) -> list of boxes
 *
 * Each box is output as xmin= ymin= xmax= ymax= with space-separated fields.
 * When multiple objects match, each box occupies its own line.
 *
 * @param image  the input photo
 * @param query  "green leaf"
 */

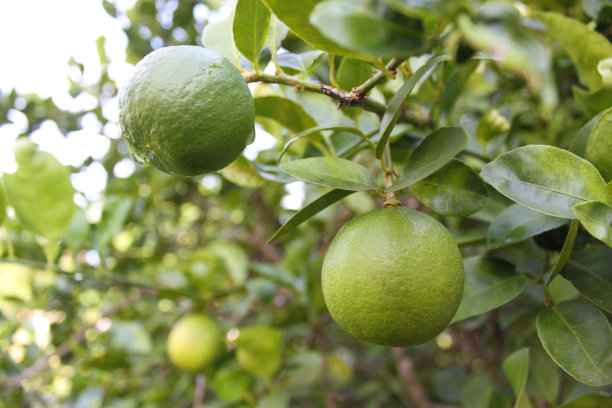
xmin=569 ymin=111 xmax=604 ymax=157
xmin=336 ymin=57 xmax=376 ymax=91
xmin=279 ymin=126 xmax=371 ymax=163
xmin=210 ymin=361 xmax=254 ymax=403
xmin=410 ymin=159 xmax=487 ymax=217
xmin=386 ymin=126 xmax=469 ymax=193
xmin=4 ymin=140 xmax=76 ymax=243
xmin=488 ymin=204 xmax=567 ymax=249
xmin=277 ymin=50 xmax=324 ymax=75
xmin=310 ymin=1 xmax=427 ymax=57
xmin=254 ymin=96 xmax=318 ymax=134
xmin=233 ymin=0 xmax=271 ymax=66
xmin=235 ymin=326 xmax=283 ymax=382
xmin=0 ymin=180 xmax=6 ymax=225
xmin=502 ymin=348 xmax=530 ymax=408
xmin=562 ymin=246 xmax=612 ymax=312
xmin=536 ymin=299 xmax=612 ymax=386
xmin=257 ymin=390 xmax=290 ymax=408
xmin=280 ymin=157 xmax=377 ymax=191
xmin=547 ymin=219 xmax=580 ymax=284
xmin=573 ymin=86 xmax=612 ymax=116
xmin=559 ymin=394 xmax=612 ymax=408
xmin=268 ymin=189 xmax=354 ymax=243
xmin=573 ymin=201 xmax=612 ymax=246
xmin=480 ymin=145 xmax=611 ymax=219
xmin=476 ymin=109 xmax=511 ymax=148
xmin=260 ymin=0 xmax=373 ymax=61
xmin=63 ymin=207 xmax=90 ymax=252
xmin=452 ymin=256 xmax=527 ymax=323
xmin=585 ymin=107 xmax=612 ymax=181
xmin=110 ymin=321 xmax=152 ymax=355
xmin=264 ymin=14 xmax=289 ymax=51
xmin=202 ymin=10 xmax=240 ymax=63
xmin=220 ymin=155 xmax=266 ymax=188
xmin=376 ymin=55 xmax=449 ymax=159
xmin=536 ymin=11 xmax=612 ymax=91
xmin=525 ymin=344 xmax=560 ymax=404
xmin=93 ymin=196 xmax=132 ymax=253
xmin=381 ymin=0 xmax=449 ymax=19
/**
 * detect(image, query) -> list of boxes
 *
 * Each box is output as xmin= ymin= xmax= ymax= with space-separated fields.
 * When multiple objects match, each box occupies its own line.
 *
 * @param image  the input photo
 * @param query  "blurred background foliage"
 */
xmin=0 ymin=0 xmax=611 ymax=407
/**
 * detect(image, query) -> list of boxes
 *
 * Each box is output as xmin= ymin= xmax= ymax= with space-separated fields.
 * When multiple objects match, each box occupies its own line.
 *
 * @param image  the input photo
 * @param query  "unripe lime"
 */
xmin=118 ymin=45 xmax=255 ymax=176
xmin=322 ymin=206 xmax=464 ymax=347
xmin=167 ymin=314 xmax=224 ymax=372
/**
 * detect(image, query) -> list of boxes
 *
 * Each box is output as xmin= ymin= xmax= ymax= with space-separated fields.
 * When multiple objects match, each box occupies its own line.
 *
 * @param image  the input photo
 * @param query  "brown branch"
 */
xmin=193 ymin=374 xmax=206 ymax=408
xmin=352 ymin=57 xmax=404 ymax=99
xmin=392 ymin=348 xmax=459 ymax=408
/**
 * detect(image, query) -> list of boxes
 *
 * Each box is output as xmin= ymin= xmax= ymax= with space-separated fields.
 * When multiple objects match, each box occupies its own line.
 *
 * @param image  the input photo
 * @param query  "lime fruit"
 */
xmin=118 ymin=45 xmax=255 ymax=176
xmin=322 ymin=206 xmax=464 ymax=347
xmin=167 ymin=314 xmax=225 ymax=372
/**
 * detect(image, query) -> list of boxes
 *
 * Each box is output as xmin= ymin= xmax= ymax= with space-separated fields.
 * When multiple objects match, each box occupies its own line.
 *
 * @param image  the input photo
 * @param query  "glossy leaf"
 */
xmin=569 ymin=111 xmax=604 ymax=157
xmin=277 ymin=51 xmax=324 ymax=75
xmin=410 ymin=159 xmax=487 ymax=217
xmin=386 ymin=126 xmax=469 ymax=193
xmin=562 ymin=246 xmax=612 ymax=312
xmin=233 ymin=0 xmax=271 ymax=66
xmin=280 ymin=157 xmax=377 ymax=191
xmin=235 ymin=326 xmax=283 ymax=381
xmin=480 ymin=145 xmax=611 ymax=219
xmin=260 ymin=0 xmax=372 ymax=60
xmin=488 ymin=204 xmax=567 ymax=249
xmin=268 ymin=189 xmax=353 ymax=243
xmin=559 ymin=394 xmax=612 ymax=408
xmin=220 ymin=155 xmax=266 ymax=188
xmin=537 ymin=11 xmax=612 ymax=91
xmin=310 ymin=1 xmax=427 ymax=57
xmin=536 ymin=300 xmax=612 ymax=386
xmin=202 ymin=11 xmax=240 ymax=62
xmin=93 ymin=196 xmax=132 ymax=252
xmin=585 ymin=107 xmax=612 ymax=181
xmin=4 ymin=141 xmax=76 ymax=243
xmin=254 ymin=96 xmax=318 ymax=134
xmin=376 ymin=55 xmax=449 ymax=159
xmin=452 ymin=256 xmax=527 ymax=323
xmin=573 ymin=201 xmax=612 ymax=246
xmin=502 ymin=348 xmax=530 ymax=408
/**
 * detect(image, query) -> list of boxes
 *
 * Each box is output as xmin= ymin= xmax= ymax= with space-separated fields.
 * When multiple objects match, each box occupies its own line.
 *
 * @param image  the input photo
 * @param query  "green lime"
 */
xmin=322 ymin=206 xmax=464 ymax=347
xmin=167 ymin=314 xmax=224 ymax=372
xmin=118 ymin=45 xmax=255 ymax=176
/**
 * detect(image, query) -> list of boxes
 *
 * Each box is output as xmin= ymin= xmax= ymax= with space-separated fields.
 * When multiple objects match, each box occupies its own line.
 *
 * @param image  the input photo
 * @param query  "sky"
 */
xmin=0 ymin=0 xmax=302 ymax=209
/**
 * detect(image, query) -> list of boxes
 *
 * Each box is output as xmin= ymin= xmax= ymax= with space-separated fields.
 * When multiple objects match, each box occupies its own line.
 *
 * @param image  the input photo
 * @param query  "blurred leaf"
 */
xmin=277 ymin=50 xmax=324 ymax=75
xmin=235 ymin=326 xmax=283 ymax=381
xmin=264 ymin=14 xmax=289 ymax=51
xmin=536 ymin=300 xmax=612 ymax=386
xmin=260 ymin=0 xmax=373 ymax=60
xmin=460 ymin=374 xmax=495 ymax=408
xmin=488 ymin=204 xmax=567 ymax=249
xmin=502 ymin=348 xmax=532 ymax=408
xmin=110 ymin=321 xmax=153 ymax=355
xmin=386 ymin=126 xmax=469 ymax=192
xmin=4 ymin=140 xmax=76 ymax=243
xmin=336 ymin=57 xmax=376 ymax=91
xmin=208 ymin=241 xmax=249 ymax=286
xmin=256 ymin=390 xmax=290 ymax=408
xmin=63 ymin=207 xmax=90 ymax=252
xmin=525 ymin=344 xmax=560 ymax=404
xmin=569 ymin=112 xmax=604 ymax=157
xmin=268 ymin=189 xmax=354 ymax=243
xmin=476 ymin=109 xmax=510 ymax=148
xmin=310 ymin=1 xmax=427 ymax=57
xmin=0 ymin=263 xmax=32 ymax=301
xmin=233 ymin=0 xmax=271 ymax=66
xmin=202 ymin=10 xmax=240 ymax=62
xmin=376 ymin=55 xmax=449 ymax=159
xmin=94 ymin=196 xmax=132 ymax=253
xmin=410 ymin=159 xmax=487 ymax=217
xmin=220 ymin=155 xmax=266 ymax=188
xmin=0 ymin=180 xmax=6 ymax=225
xmin=74 ymin=387 xmax=104 ymax=408
xmin=210 ymin=361 xmax=254 ymax=402
xmin=382 ymin=0 xmax=450 ymax=19
xmin=452 ymin=256 xmax=527 ymax=323
xmin=585 ymin=107 xmax=612 ymax=181
xmin=536 ymin=11 xmax=612 ymax=91
xmin=254 ymin=96 xmax=318 ymax=134
xmin=280 ymin=157 xmax=377 ymax=191
xmin=573 ymin=86 xmax=612 ymax=116
xmin=480 ymin=145 xmax=611 ymax=219
xmin=562 ymin=246 xmax=612 ymax=312
xmin=573 ymin=201 xmax=612 ymax=246
xmin=559 ymin=394 xmax=612 ymax=408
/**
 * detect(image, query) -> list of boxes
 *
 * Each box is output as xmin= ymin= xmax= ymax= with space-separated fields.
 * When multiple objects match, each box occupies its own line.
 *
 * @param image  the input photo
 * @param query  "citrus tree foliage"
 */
xmin=1 ymin=0 xmax=612 ymax=407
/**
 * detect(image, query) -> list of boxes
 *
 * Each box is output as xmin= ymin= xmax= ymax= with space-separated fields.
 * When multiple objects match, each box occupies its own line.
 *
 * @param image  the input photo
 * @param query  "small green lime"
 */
xmin=119 ymin=45 xmax=255 ymax=176
xmin=167 ymin=314 xmax=224 ymax=372
xmin=322 ymin=206 xmax=464 ymax=347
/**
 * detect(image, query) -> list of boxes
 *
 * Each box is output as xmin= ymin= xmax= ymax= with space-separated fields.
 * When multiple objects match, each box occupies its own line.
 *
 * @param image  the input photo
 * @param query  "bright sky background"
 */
xmin=0 ymin=0 xmax=300 ymax=209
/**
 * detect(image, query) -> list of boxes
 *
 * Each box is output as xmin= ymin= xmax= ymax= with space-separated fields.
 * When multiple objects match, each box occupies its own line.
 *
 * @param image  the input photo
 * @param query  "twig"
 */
xmin=353 ymin=57 xmax=404 ymax=99
xmin=392 ymin=348 xmax=459 ymax=408
xmin=193 ymin=374 xmax=206 ymax=408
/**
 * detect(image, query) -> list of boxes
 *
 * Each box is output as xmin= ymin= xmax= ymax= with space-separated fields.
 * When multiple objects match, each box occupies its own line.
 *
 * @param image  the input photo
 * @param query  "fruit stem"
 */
xmin=382 ymin=143 xmax=400 ymax=207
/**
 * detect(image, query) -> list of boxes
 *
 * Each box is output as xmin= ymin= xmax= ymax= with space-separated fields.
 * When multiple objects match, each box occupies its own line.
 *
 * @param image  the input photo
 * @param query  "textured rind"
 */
xmin=322 ymin=207 xmax=464 ymax=347
xmin=118 ymin=46 xmax=255 ymax=176
xmin=166 ymin=315 xmax=224 ymax=372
